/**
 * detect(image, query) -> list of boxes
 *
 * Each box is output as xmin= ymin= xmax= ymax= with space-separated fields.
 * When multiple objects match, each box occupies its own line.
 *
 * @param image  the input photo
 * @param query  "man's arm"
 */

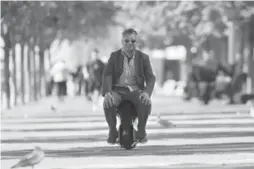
xmin=101 ymin=53 xmax=115 ymax=97
xmin=143 ymin=54 xmax=156 ymax=97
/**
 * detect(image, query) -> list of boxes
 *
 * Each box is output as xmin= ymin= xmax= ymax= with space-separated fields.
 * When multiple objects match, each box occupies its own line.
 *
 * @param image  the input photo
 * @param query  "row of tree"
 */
xmin=1 ymin=1 xmax=118 ymax=108
xmin=1 ymin=1 xmax=254 ymax=109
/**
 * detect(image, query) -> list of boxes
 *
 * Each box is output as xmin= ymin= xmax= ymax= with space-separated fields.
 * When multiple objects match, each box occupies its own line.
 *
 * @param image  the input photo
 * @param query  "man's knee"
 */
xmin=103 ymin=100 xmax=115 ymax=109
xmin=130 ymin=91 xmax=151 ymax=114
xmin=103 ymin=96 xmax=119 ymax=110
xmin=136 ymin=101 xmax=151 ymax=115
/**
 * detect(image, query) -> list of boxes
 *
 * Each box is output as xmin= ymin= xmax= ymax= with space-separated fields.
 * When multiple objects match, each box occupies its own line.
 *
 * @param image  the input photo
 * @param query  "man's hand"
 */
xmin=139 ymin=92 xmax=151 ymax=105
xmin=104 ymin=92 xmax=121 ymax=108
xmin=104 ymin=92 xmax=114 ymax=108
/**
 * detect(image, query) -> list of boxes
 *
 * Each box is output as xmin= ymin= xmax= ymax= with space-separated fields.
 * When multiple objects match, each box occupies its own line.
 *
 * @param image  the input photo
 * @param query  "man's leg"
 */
xmin=61 ymin=81 xmax=67 ymax=102
xmin=103 ymin=92 xmax=122 ymax=144
xmin=51 ymin=82 xmax=63 ymax=112
xmin=78 ymin=77 xmax=82 ymax=95
xmin=184 ymin=72 xmax=193 ymax=100
xmin=228 ymin=76 xmax=237 ymax=104
xmin=202 ymin=82 xmax=214 ymax=104
xmin=84 ymin=79 xmax=92 ymax=101
xmin=57 ymin=82 xmax=62 ymax=101
xmin=127 ymin=90 xmax=151 ymax=142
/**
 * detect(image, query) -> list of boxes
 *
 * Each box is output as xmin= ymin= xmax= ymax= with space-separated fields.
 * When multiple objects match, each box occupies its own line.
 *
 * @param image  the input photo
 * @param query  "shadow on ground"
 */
xmin=2 ymin=143 xmax=254 ymax=160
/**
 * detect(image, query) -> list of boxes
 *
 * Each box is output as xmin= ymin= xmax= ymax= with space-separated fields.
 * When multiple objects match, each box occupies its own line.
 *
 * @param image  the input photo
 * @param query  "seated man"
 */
xmin=102 ymin=28 xmax=156 ymax=144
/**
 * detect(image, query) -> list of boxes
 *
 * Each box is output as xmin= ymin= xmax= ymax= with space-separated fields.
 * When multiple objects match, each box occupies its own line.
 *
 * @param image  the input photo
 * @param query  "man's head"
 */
xmin=121 ymin=28 xmax=138 ymax=53
xmin=91 ymin=48 xmax=99 ymax=60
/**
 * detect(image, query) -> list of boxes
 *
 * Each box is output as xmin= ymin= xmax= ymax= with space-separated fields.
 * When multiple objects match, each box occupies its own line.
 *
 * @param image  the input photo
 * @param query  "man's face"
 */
xmin=91 ymin=51 xmax=99 ymax=60
xmin=121 ymin=33 xmax=137 ymax=52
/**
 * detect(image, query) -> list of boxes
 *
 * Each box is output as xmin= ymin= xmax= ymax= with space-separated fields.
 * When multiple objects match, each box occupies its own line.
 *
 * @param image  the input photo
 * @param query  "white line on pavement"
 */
xmin=1 ymin=137 xmax=254 ymax=151
xmin=2 ymin=153 xmax=254 ymax=169
xmin=2 ymin=127 xmax=254 ymax=139
xmin=2 ymin=119 xmax=254 ymax=130
xmin=2 ymin=114 xmax=251 ymax=123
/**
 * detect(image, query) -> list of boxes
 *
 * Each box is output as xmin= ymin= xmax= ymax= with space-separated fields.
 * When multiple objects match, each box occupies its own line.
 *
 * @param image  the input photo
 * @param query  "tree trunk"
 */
xmin=249 ymin=15 xmax=254 ymax=92
xmin=240 ymin=25 xmax=245 ymax=71
xmin=31 ymin=49 xmax=37 ymax=101
xmin=228 ymin=21 xmax=236 ymax=64
xmin=27 ymin=47 xmax=32 ymax=102
xmin=20 ymin=43 xmax=25 ymax=104
xmin=11 ymin=46 xmax=18 ymax=105
xmin=38 ymin=49 xmax=45 ymax=98
xmin=46 ymin=48 xmax=53 ymax=96
xmin=3 ymin=30 xmax=11 ymax=109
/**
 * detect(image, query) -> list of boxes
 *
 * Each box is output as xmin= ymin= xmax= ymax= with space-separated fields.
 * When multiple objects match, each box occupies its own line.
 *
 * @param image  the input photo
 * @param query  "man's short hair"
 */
xmin=122 ymin=28 xmax=138 ymax=37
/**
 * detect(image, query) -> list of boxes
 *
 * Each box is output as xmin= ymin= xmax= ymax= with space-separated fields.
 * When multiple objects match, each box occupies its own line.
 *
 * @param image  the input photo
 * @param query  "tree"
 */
xmin=1 ymin=1 xmax=119 ymax=108
xmin=115 ymin=1 xmax=254 ymax=50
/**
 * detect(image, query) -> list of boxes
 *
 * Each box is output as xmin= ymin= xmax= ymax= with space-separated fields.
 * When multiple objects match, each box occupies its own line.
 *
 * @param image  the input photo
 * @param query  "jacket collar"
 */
xmin=121 ymin=49 xmax=135 ymax=59
xmin=118 ymin=49 xmax=140 ymax=75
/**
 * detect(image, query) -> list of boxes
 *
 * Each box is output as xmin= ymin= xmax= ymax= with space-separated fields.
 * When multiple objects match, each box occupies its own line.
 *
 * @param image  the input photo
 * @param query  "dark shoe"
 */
xmin=136 ymin=136 xmax=148 ymax=143
xmin=183 ymin=95 xmax=191 ymax=101
xmin=228 ymin=100 xmax=235 ymax=105
xmin=136 ymin=130 xmax=147 ymax=143
xmin=107 ymin=129 xmax=118 ymax=144
xmin=86 ymin=96 xmax=92 ymax=101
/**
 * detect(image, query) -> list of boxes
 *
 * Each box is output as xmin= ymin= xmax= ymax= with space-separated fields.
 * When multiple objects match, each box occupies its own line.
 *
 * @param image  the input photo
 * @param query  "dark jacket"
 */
xmin=102 ymin=49 xmax=156 ymax=96
xmin=89 ymin=59 xmax=105 ymax=82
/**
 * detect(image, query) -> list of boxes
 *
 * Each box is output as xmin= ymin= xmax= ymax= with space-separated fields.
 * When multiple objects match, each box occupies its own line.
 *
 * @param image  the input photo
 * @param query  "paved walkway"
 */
xmin=1 ymin=95 xmax=254 ymax=169
xmin=1 ymin=94 xmax=252 ymax=118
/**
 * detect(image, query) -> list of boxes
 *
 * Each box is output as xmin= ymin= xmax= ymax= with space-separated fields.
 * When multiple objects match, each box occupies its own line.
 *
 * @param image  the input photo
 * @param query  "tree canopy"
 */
xmin=115 ymin=1 xmax=254 ymax=49
xmin=1 ymin=1 xmax=118 ymax=48
xmin=1 ymin=1 xmax=254 ymax=50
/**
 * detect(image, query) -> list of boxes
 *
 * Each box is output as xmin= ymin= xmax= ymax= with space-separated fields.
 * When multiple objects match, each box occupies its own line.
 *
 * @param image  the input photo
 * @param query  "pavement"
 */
xmin=1 ymin=94 xmax=254 ymax=169
xmin=1 ymin=94 xmax=252 ymax=117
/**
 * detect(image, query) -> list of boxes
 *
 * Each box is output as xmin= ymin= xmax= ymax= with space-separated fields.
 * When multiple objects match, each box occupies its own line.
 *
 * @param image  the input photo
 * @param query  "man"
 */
xmin=76 ymin=65 xmax=84 ymax=95
xmin=102 ymin=28 xmax=156 ymax=144
xmin=50 ymin=60 xmax=69 ymax=110
xmin=89 ymin=48 xmax=105 ymax=95
xmin=227 ymin=58 xmax=247 ymax=104
xmin=86 ymin=49 xmax=105 ymax=110
xmin=83 ymin=49 xmax=104 ymax=101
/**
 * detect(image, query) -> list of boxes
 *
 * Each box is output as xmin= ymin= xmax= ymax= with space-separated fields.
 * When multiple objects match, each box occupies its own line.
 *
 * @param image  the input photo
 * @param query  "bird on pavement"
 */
xmin=11 ymin=146 xmax=45 ymax=169
xmin=156 ymin=113 xmax=176 ymax=128
xmin=50 ymin=105 xmax=56 ymax=112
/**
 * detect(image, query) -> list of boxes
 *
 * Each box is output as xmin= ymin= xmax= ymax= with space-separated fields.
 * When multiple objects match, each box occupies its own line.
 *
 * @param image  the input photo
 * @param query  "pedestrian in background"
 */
xmin=50 ymin=60 xmax=70 ymax=111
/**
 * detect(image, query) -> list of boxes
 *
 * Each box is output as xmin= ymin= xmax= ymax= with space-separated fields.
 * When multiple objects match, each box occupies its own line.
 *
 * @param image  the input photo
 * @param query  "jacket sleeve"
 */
xmin=143 ymin=54 xmax=156 ymax=97
xmin=101 ymin=53 xmax=115 ymax=97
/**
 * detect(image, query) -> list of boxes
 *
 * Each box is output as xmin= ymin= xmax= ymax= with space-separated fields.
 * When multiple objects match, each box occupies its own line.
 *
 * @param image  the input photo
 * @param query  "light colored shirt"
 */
xmin=50 ymin=62 xmax=69 ymax=82
xmin=117 ymin=50 xmax=140 ymax=92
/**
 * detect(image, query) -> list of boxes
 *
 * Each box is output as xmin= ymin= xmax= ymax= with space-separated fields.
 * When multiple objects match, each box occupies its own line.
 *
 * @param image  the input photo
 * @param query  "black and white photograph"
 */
xmin=1 ymin=0 xmax=254 ymax=169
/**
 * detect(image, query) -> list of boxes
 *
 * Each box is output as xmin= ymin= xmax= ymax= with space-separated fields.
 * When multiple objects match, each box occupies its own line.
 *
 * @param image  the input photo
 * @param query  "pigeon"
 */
xmin=11 ymin=146 xmax=45 ymax=169
xmin=50 ymin=105 xmax=56 ymax=112
xmin=156 ymin=113 xmax=176 ymax=128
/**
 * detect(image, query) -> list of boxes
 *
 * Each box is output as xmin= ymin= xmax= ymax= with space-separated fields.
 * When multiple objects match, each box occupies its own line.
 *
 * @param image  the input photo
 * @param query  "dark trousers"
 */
xmin=56 ymin=81 xmax=67 ymax=97
xmin=103 ymin=90 xmax=151 ymax=138
xmin=228 ymin=73 xmax=247 ymax=104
